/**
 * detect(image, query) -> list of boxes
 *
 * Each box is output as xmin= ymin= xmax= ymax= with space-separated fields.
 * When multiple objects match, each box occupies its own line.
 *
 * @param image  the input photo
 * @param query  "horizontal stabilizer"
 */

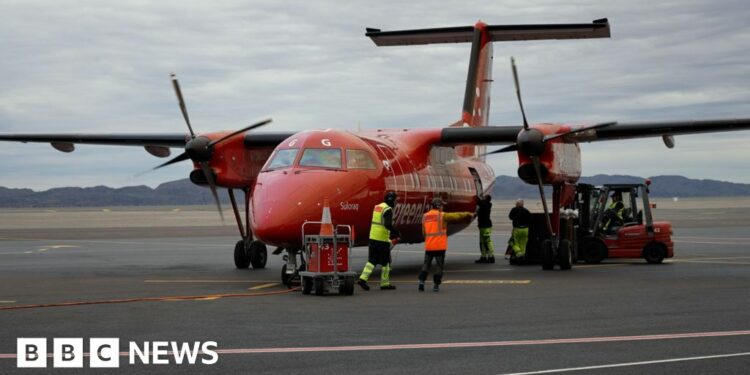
xmin=366 ymin=19 xmax=609 ymax=46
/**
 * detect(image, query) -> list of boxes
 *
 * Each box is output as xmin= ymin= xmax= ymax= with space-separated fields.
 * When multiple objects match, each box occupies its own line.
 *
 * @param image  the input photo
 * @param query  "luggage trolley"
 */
xmin=299 ymin=221 xmax=357 ymax=296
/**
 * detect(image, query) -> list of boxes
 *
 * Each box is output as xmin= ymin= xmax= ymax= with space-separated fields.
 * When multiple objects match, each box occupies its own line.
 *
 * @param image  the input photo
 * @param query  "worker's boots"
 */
xmin=380 ymin=285 xmax=396 ymax=290
xmin=474 ymin=256 xmax=488 ymax=264
xmin=488 ymin=256 xmax=495 ymax=264
xmin=418 ymin=281 xmax=425 ymax=292
xmin=357 ymin=279 xmax=370 ymax=291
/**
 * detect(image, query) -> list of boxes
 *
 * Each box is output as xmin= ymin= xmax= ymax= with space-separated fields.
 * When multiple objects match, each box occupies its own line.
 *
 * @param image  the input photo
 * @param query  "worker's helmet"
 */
xmin=431 ymin=197 xmax=443 ymax=209
xmin=384 ymin=191 xmax=398 ymax=207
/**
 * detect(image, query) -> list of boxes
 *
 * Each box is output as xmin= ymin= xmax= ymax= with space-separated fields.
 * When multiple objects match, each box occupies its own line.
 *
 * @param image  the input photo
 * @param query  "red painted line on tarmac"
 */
xmin=4 ymin=330 xmax=748 ymax=359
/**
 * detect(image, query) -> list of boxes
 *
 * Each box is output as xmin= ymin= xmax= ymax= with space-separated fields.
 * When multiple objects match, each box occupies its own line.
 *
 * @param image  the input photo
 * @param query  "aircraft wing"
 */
xmin=0 ymin=132 xmax=295 ymax=155
xmin=439 ymin=118 xmax=750 ymax=146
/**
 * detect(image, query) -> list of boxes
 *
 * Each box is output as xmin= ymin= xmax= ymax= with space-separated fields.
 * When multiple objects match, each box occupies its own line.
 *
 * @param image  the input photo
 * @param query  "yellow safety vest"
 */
xmin=369 ymin=202 xmax=391 ymax=242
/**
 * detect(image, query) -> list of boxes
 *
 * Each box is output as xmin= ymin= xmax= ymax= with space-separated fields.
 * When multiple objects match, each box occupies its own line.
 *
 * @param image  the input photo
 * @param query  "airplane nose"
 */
xmin=251 ymin=172 xmax=342 ymax=248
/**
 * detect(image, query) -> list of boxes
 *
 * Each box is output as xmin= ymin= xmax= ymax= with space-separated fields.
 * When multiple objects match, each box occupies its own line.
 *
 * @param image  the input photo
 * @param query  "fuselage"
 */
xmin=250 ymin=128 xmax=495 ymax=248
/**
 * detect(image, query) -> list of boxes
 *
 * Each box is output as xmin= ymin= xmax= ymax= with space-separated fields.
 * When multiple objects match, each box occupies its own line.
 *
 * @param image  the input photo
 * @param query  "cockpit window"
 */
xmin=264 ymin=148 xmax=298 ymax=170
xmin=299 ymin=148 xmax=342 ymax=169
xmin=346 ymin=149 xmax=377 ymax=169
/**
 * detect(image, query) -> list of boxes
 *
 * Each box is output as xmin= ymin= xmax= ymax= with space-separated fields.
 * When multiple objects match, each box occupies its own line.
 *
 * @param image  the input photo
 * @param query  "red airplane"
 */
xmin=2 ymin=19 xmax=750 ymax=279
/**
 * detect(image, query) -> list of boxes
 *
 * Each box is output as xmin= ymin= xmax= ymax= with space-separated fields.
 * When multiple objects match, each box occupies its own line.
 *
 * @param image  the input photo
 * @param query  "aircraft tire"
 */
xmin=541 ymin=240 xmax=555 ymax=271
xmin=302 ymin=277 xmax=313 ymax=295
xmin=234 ymin=240 xmax=250 ymax=269
xmin=281 ymin=264 xmax=291 ymax=288
xmin=643 ymin=243 xmax=666 ymax=264
xmin=558 ymin=239 xmax=573 ymax=271
xmin=249 ymin=241 xmax=268 ymax=269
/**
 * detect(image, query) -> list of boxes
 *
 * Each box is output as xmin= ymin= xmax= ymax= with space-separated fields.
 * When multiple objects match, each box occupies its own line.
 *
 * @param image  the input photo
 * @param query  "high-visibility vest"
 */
xmin=369 ymin=203 xmax=391 ymax=242
xmin=423 ymin=209 xmax=447 ymax=251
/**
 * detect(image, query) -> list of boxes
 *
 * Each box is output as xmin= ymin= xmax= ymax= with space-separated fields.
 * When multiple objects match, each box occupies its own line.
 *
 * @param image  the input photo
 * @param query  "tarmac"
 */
xmin=1 ymin=199 xmax=750 ymax=374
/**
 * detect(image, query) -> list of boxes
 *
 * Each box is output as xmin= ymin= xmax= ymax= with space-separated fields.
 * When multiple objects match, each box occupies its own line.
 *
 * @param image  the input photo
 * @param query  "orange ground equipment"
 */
xmin=298 ymin=200 xmax=357 ymax=296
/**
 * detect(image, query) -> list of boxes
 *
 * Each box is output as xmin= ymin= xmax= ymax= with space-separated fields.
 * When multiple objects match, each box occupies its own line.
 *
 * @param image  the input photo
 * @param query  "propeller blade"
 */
xmin=171 ymin=73 xmax=196 ymax=138
xmin=209 ymin=118 xmax=273 ymax=147
xmin=511 ymin=57 xmax=530 ymax=130
xmin=135 ymin=152 xmax=191 ymax=177
xmin=543 ymin=121 xmax=617 ymax=142
xmin=530 ymin=156 xmax=555 ymax=238
xmin=483 ymin=144 xmax=518 ymax=156
xmin=200 ymin=162 xmax=225 ymax=224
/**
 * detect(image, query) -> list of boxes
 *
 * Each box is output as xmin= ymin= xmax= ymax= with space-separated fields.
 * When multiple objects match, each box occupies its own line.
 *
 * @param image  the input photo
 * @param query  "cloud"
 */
xmin=0 ymin=0 xmax=749 ymax=189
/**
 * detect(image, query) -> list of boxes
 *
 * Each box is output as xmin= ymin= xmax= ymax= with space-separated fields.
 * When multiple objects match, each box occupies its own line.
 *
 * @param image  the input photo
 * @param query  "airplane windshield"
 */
xmin=264 ymin=148 xmax=298 ymax=170
xmin=346 ymin=149 xmax=376 ymax=169
xmin=299 ymin=148 xmax=342 ymax=169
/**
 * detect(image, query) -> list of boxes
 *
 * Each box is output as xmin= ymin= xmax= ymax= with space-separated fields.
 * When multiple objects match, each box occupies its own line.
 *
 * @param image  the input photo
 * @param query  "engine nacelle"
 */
xmin=517 ymin=142 xmax=581 ymax=185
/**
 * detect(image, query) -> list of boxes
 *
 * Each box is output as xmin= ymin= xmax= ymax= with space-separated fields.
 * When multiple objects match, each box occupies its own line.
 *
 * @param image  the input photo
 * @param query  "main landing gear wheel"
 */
xmin=234 ymin=240 xmax=250 ymax=269
xmin=249 ymin=241 xmax=267 ymax=269
xmin=558 ymin=239 xmax=573 ymax=271
xmin=541 ymin=240 xmax=555 ymax=271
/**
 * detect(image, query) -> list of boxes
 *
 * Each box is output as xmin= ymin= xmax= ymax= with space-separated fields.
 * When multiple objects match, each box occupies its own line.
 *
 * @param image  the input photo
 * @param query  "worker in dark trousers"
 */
xmin=507 ymin=199 xmax=531 ymax=263
xmin=419 ymin=198 xmax=474 ymax=292
xmin=475 ymin=194 xmax=495 ymax=264
xmin=358 ymin=191 xmax=400 ymax=291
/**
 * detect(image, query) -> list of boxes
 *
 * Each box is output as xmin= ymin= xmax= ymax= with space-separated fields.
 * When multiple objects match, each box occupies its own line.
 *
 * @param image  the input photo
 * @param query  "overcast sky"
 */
xmin=1 ymin=0 xmax=749 ymax=190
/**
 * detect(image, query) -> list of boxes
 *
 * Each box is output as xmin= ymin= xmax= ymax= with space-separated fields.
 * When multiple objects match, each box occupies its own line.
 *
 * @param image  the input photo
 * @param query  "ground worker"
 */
xmin=604 ymin=191 xmax=625 ymax=234
xmin=475 ymin=194 xmax=495 ymax=264
xmin=419 ymin=197 xmax=474 ymax=292
xmin=357 ymin=191 xmax=400 ymax=291
xmin=507 ymin=199 xmax=531 ymax=262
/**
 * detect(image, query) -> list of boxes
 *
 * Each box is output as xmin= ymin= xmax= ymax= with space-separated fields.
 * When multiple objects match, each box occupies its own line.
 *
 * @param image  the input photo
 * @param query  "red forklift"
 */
xmin=574 ymin=181 xmax=674 ymax=264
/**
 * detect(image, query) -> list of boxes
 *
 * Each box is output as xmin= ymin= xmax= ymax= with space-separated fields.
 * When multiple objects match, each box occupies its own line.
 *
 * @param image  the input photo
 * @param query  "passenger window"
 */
xmin=263 ymin=149 xmax=298 ymax=170
xmin=299 ymin=148 xmax=342 ymax=169
xmin=346 ymin=149 xmax=377 ymax=169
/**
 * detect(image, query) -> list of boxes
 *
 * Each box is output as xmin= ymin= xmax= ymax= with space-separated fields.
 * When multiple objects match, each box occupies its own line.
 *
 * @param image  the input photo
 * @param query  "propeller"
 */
xmin=140 ymin=73 xmax=273 ymax=223
xmin=484 ymin=58 xmax=616 ymax=155
xmin=508 ymin=57 xmax=555 ymax=240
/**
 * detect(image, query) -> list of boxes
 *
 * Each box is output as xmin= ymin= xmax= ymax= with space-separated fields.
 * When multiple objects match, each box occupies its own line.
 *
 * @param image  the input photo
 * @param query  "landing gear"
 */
xmin=228 ymin=188 xmax=267 ymax=270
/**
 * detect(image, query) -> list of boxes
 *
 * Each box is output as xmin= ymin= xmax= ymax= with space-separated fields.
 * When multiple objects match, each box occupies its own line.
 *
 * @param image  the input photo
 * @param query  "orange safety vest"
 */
xmin=423 ymin=209 xmax=448 ymax=251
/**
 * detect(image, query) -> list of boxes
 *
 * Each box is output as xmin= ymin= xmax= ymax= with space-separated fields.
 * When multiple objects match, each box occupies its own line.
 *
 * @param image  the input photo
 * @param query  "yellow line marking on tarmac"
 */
xmin=388 ymin=279 xmax=530 ymax=285
xmin=249 ymin=283 xmax=279 ymax=290
xmin=671 ymin=259 xmax=750 ymax=266
xmin=0 ymin=300 xmax=16 ymax=303
xmin=574 ymin=263 xmax=630 ymax=269
xmin=443 ymin=280 xmax=531 ymax=285
xmin=144 ymin=279 xmax=277 ymax=284
xmin=164 ymin=296 xmax=221 ymax=301
xmin=444 ymin=268 xmax=512 ymax=273
xmin=37 ymin=248 xmax=48 ymax=252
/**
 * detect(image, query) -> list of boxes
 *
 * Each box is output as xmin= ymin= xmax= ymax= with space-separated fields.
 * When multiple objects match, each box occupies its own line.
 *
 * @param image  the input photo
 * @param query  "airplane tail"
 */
xmin=366 ymin=19 xmax=610 ymax=157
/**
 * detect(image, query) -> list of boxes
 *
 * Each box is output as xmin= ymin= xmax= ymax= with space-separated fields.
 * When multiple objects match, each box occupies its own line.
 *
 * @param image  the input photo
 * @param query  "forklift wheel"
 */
xmin=643 ymin=243 xmax=666 ymax=264
xmin=579 ymin=239 xmax=606 ymax=264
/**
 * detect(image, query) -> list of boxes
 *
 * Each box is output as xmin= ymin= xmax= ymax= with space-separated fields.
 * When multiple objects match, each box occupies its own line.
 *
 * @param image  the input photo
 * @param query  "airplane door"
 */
xmin=469 ymin=167 xmax=483 ymax=196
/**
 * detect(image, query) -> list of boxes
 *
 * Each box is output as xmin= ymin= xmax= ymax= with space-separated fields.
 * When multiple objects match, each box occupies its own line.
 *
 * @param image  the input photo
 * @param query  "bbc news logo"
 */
xmin=17 ymin=338 xmax=218 ymax=368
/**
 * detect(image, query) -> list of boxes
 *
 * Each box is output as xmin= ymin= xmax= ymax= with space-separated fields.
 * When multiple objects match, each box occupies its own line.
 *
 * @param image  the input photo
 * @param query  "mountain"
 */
xmin=491 ymin=174 xmax=750 ymax=199
xmin=0 ymin=179 xmax=233 ymax=208
xmin=1 ymin=175 xmax=749 ymax=207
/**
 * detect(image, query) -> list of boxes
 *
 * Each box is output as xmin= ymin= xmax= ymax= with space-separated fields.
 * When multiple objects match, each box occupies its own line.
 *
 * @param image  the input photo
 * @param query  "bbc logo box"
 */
xmin=17 ymin=338 xmax=119 ymax=368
